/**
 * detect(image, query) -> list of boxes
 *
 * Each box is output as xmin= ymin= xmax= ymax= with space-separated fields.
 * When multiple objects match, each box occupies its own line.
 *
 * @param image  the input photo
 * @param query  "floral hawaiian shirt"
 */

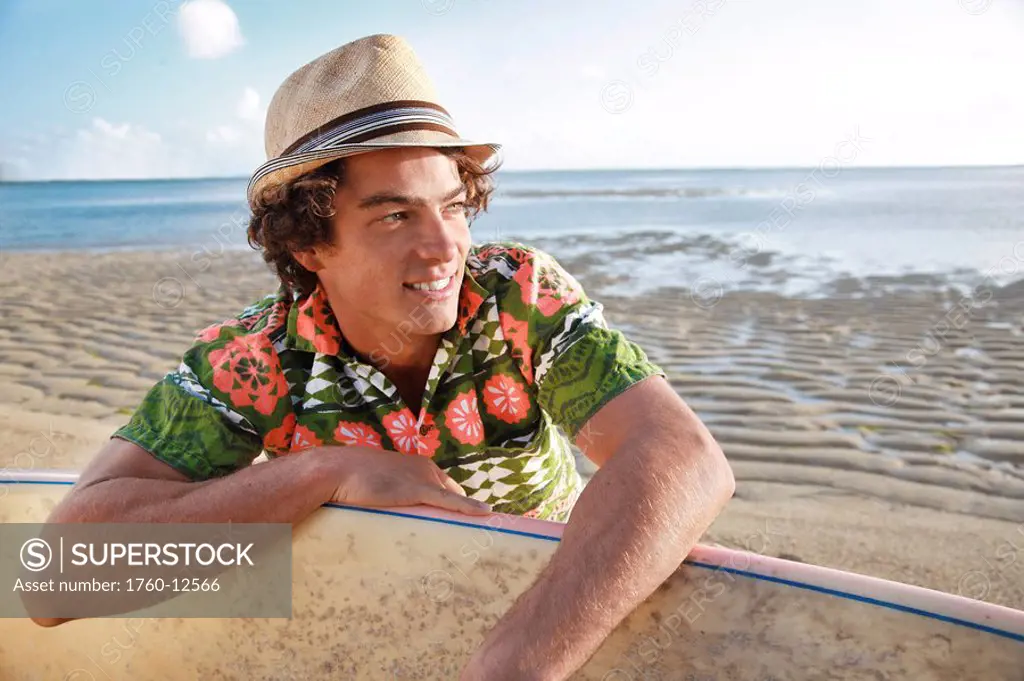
xmin=114 ymin=241 xmax=665 ymax=521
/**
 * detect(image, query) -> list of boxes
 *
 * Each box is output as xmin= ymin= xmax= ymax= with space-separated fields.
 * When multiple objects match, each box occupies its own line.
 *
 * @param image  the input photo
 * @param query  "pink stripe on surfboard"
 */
xmin=395 ymin=503 xmax=1024 ymax=639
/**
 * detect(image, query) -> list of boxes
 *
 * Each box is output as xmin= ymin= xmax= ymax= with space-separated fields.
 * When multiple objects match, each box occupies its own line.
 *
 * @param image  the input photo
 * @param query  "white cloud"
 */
xmin=83 ymin=118 xmax=150 ymax=142
xmin=0 ymin=157 xmax=28 ymax=181
xmin=178 ymin=0 xmax=244 ymax=60
xmin=236 ymin=86 xmax=263 ymax=124
xmin=54 ymin=118 xmax=196 ymax=180
xmin=206 ymin=88 xmax=264 ymax=149
xmin=206 ymin=125 xmax=242 ymax=144
xmin=196 ymin=88 xmax=266 ymax=176
xmin=11 ymin=93 xmax=267 ymax=180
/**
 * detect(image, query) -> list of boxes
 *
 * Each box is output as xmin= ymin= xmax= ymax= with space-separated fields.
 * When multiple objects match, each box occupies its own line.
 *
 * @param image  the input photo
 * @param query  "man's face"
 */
xmin=310 ymin=148 xmax=471 ymax=356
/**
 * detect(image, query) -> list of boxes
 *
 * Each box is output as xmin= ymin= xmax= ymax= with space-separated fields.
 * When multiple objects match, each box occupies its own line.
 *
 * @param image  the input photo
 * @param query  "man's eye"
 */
xmin=383 ymin=211 xmax=407 ymax=223
xmin=446 ymin=202 xmax=466 ymax=213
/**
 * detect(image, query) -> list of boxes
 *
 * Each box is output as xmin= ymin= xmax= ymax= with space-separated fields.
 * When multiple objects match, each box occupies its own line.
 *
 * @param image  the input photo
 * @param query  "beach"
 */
xmin=1 ymin=238 xmax=1022 ymax=611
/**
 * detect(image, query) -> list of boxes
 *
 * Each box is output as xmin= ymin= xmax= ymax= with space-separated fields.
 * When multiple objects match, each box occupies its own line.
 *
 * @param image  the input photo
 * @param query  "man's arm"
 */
xmin=30 ymin=438 xmax=340 ymax=627
xmin=50 ymin=439 xmax=487 ymax=526
xmin=461 ymin=375 xmax=735 ymax=680
xmin=34 ymin=437 xmax=488 ymax=627
xmin=46 ymin=437 xmax=344 ymax=526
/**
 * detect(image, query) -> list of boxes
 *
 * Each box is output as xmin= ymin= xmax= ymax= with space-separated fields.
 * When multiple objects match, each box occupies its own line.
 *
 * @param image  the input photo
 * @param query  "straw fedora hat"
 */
xmin=247 ymin=34 xmax=501 ymax=207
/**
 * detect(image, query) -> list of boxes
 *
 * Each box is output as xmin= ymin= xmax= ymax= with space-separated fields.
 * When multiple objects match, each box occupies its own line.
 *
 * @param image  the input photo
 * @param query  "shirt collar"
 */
xmin=285 ymin=267 xmax=491 ymax=359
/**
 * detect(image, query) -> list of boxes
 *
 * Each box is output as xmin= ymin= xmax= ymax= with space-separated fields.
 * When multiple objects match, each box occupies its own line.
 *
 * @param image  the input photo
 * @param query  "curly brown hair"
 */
xmin=247 ymin=148 xmax=501 ymax=298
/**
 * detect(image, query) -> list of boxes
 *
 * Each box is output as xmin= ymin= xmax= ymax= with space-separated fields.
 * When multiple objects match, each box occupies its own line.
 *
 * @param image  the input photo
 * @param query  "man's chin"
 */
xmin=433 ymin=308 xmax=459 ymax=335
xmin=408 ymin=303 xmax=458 ymax=335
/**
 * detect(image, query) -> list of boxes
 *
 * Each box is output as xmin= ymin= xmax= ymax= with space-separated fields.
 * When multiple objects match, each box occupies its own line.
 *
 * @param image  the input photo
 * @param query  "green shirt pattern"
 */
xmin=114 ymin=242 xmax=665 ymax=521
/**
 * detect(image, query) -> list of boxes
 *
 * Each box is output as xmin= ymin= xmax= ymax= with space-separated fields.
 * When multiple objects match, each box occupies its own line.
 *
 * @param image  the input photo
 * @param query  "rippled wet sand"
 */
xmin=1 ymin=241 xmax=1021 ymax=608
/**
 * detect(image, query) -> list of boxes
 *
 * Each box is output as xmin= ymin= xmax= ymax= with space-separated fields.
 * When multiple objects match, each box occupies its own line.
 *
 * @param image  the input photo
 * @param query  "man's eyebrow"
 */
xmin=357 ymin=185 xmax=467 ymax=210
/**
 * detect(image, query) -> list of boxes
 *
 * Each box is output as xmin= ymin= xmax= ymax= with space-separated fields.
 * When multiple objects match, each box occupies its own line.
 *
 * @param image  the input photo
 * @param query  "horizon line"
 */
xmin=1 ymin=162 xmax=1022 ymax=185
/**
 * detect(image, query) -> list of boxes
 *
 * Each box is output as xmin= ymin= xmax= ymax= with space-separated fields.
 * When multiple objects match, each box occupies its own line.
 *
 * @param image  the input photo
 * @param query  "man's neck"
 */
xmin=344 ymin=332 xmax=439 ymax=373
xmin=343 ymin=333 xmax=440 ymax=414
xmin=382 ymin=364 xmax=433 ymax=416
xmin=322 ymin=289 xmax=443 ymax=411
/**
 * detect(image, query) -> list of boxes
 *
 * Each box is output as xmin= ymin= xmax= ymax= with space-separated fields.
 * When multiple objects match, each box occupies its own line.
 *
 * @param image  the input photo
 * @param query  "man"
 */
xmin=43 ymin=34 xmax=735 ymax=680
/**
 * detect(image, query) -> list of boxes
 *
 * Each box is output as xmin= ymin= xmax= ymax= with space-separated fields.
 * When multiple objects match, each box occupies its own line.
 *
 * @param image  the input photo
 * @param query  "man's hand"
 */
xmin=324 ymin=446 xmax=492 ymax=516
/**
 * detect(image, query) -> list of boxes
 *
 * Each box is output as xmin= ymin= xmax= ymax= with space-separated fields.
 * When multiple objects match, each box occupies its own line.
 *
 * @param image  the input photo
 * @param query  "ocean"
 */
xmin=2 ymin=166 xmax=1022 ymax=297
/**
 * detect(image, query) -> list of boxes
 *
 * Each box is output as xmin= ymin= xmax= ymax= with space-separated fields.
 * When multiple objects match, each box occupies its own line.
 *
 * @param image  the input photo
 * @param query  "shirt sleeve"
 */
xmin=112 ymin=321 xmax=294 ymax=480
xmin=512 ymin=246 xmax=667 ymax=440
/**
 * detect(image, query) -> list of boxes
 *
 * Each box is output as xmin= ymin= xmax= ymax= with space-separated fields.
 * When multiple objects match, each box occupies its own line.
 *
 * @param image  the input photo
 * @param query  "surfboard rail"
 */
xmin=3 ymin=468 xmax=1023 ymax=644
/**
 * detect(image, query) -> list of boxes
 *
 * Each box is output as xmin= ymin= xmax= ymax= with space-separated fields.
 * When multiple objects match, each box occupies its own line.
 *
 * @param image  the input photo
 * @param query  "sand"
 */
xmin=1 ymin=243 xmax=1022 ymax=611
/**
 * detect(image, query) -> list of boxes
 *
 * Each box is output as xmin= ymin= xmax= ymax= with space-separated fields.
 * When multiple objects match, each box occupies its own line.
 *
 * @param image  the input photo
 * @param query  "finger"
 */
xmin=420 ymin=486 xmax=491 ymax=516
xmin=439 ymin=473 xmax=468 ymax=497
xmin=424 ymin=460 xmax=467 ymax=497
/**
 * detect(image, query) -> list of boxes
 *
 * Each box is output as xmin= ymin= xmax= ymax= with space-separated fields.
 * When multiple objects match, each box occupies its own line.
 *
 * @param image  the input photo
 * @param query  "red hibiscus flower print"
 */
xmin=208 ymin=335 xmax=290 ymax=416
xmin=334 ymin=421 xmax=383 ymax=450
xmin=263 ymin=412 xmax=296 ymax=456
xmin=504 ymin=247 xmax=532 ymax=266
xmin=514 ymin=262 xmax=537 ymax=307
xmin=194 ymin=319 xmax=244 ymax=343
xmin=473 ymin=244 xmax=504 ymax=262
xmin=536 ymin=287 xmax=570 ymax=317
xmin=445 ymin=388 xmax=484 ymax=446
xmin=515 ymin=255 xmax=582 ymax=317
xmin=290 ymin=424 xmax=323 ymax=453
xmin=195 ymin=300 xmax=292 ymax=344
xmin=457 ymin=286 xmax=485 ymax=336
xmin=383 ymin=408 xmax=418 ymax=453
xmin=383 ymin=408 xmax=441 ymax=457
xmin=499 ymin=312 xmax=533 ymax=385
xmin=295 ymin=285 xmax=342 ymax=356
xmin=262 ymin=300 xmax=290 ymax=334
xmin=537 ymin=264 xmax=581 ymax=316
xmin=482 ymin=374 xmax=530 ymax=424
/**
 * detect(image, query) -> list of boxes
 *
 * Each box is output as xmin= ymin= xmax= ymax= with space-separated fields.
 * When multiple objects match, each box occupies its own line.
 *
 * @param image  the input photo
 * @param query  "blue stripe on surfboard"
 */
xmin=685 ymin=560 xmax=1024 ymax=645
xmin=326 ymin=502 xmax=563 ymax=543
xmin=1 ymin=479 xmax=75 ymax=486
xmin=5 ymin=479 xmax=1022 ymax=643
xmin=331 ymin=505 xmax=1024 ymax=644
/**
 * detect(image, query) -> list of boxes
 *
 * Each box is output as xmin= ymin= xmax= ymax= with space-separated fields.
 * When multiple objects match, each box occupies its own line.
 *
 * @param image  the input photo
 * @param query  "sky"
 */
xmin=0 ymin=0 xmax=1022 ymax=180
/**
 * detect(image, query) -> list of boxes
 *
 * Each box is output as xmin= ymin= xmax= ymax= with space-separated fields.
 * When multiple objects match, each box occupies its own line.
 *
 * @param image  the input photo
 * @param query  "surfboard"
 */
xmin=0 ymin=470 xmax=1021 ymax=680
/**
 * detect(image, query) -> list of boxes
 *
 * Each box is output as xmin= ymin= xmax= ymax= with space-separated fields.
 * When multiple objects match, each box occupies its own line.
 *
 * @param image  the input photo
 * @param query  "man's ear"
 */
xmin=291 ymin=248 xmax=324 ymax=273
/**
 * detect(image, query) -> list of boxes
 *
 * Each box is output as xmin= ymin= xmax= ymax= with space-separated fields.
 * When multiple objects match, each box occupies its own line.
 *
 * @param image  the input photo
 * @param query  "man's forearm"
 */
xmin=48 ymin=449 xmax=336 ymax=525
xmin=32 ymin=447 xmax=338 ymax=627
xmin=467 ymin=427 xmax=735 ymax=680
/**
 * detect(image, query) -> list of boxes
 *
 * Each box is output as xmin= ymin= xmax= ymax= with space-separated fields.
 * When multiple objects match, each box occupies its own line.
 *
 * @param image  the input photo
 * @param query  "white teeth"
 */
xmin=408 ymin=276 xmax=452 ymax=292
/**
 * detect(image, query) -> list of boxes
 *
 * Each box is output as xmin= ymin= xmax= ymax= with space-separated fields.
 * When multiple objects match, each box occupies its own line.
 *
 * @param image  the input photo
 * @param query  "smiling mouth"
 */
xmin=403 ymin=275 xmax=454 ymax=292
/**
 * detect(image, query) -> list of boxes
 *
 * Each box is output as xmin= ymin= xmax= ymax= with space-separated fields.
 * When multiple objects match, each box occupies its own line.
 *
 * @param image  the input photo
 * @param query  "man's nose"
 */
xmin=412 ymin=210 xmax=461 ymax=262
